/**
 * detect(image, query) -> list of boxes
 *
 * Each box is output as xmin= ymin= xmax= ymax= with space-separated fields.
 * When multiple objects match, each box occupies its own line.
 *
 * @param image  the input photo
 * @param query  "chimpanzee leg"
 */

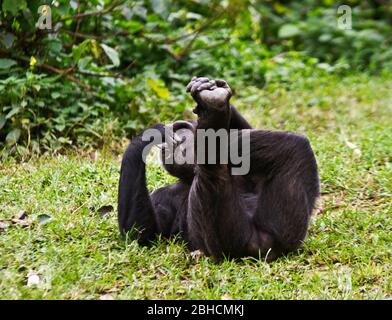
xmin=229 ymin=105 xmax=253 ymax=129
xmin=186 ymin=78 xmax=255 ymax=259
xmin=185 ymin=77 xmax=319 ymax=260
xmin=187 ymin=130 xmax=319 ymax=260
xmin=246 ymin=130 xmax=320 ymax=259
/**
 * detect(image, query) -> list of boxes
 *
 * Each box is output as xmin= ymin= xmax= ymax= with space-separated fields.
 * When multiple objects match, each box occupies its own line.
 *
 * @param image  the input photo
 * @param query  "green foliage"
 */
xmin=0 ymin=72 xmax=109 ymax=154
xmin=0 ymin=0 xmax=391 ymax=153
xmin=272 ymin=1 xmax=392 ymax=71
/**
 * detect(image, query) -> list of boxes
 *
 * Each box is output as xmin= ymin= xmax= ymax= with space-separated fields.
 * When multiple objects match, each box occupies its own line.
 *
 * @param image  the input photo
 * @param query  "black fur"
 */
xmin=118 ymin=78 xmax=319 ymax=261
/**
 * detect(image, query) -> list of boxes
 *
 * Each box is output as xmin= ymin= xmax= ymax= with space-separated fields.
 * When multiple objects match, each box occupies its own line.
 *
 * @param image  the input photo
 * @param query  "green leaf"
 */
xmin=100 ymin=44 xmax=120 ymax=67
xmin=54 ymin=124 xmax=65 ymax=132
xmin=186 ymin=12 xmax=202 ymax=20
xmin=72 ymin=40 xmax=90 ymax=62
xmin=77 ymin=57 xmax=92 ymax=70
xmin=0 ymin=114 xmax=6 ymax=130
xmin=150 ymin=0 xmax=169 ymax=19
xmin=127 ymin=21 xmax=144 ymax=34
xmin=2 ymin=0 xmax=18 ymax=15
xmin=51 ymin=92 xmax=61 ymax=99
xmin=47 ymin=41 xmax=62 ymax=53
xmin=278 ymin=24 xmax=300 ymax=38
xmin=2 ymin=0 xmax=26 ymax=15
xmin=0 ymin=58 xmax=17 ymax=69
xmin=6 ymin=107 xmax=20 ymax=119
xmin=147 ymin=78 xmax=170 ymax=99
xmin=0 ymin=33 xmax=16 ymax=48
xmin=6 ymin=128 xmax=21 ymax=145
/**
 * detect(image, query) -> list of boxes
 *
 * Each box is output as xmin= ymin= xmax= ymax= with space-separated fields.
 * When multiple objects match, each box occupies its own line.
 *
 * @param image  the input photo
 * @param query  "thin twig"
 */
xmin=120 ymin=59 xmax=136 ymax=73
xmin=72 ymin=0 xmax=82 ymax=46
xmin=191 ymin=38 xmax=230 ymax=53
xmin=174 ymin=10 xmax=226 ymax=60
xmin=76 ymin=69 xmax=125 ymax=80
xmin=0 ymin=49 xmax=90 ymax=91
xmin=57 ymin=1 xmax=123 ymax=22
xmin=54 ymin=28 xmax=103 ymax=40
xmin=167 ymin=10 xmax=226 ymax=44
xmin=76 ymin=59 xmax=136 ymax=79
xmin=37 ymin=63 xmax=90 ymax=90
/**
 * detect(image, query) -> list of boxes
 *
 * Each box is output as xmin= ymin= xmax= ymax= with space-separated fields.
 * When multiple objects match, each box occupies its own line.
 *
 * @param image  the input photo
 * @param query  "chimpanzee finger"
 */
xmin=186 ymin=80 xmax=196 ymax=92
xmin=209 ymin=80 xmax=217 ymax=89
xmin=197 ymin=82 xmax=215 ymax=92
xmin=186 ymin=78 xmax=199 ymax=91
xmin=186 ymin=77 xmax=209 ymax=92
xmin=215 ymin=79 xmax=228 ymax=88
xmin=195 ymin=77 xmax=210 ymax=83
xmin=192 ymin=79 xmax=210 ymax=94
xmin=191 ymin=82 xmax=202 ymax=94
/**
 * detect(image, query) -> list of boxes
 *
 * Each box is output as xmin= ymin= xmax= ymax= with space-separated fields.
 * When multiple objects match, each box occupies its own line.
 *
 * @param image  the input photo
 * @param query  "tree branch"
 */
xmin=171 ymin=10 xmax=226 ymax=60
xmin=0 ymin=49 xmax=90 ymax=91
xmin=57 ymin=1 xmax=123 ymax=22
xmin=167 ymin=10 xmax=226 ymax=44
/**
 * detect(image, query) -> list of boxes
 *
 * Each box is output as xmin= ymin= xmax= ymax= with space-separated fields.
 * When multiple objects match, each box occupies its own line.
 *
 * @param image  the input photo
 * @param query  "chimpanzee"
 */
xmin=118 ymin=77 xmax=319 ymax=261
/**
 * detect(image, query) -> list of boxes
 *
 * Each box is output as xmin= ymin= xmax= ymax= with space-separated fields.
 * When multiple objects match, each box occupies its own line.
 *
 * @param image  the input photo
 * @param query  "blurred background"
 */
xmin=0 ymin=0 xmax=391 ymax=155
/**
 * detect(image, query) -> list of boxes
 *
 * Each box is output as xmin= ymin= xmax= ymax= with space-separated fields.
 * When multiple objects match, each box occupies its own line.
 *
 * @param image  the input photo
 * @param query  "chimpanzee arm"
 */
xmin=229 ymin=105 xmax=253 ymax=129
xmin=118 ymin=122 xmax=193 ymax=242
xmin=118 ymin=124 xmax=165 ymax=241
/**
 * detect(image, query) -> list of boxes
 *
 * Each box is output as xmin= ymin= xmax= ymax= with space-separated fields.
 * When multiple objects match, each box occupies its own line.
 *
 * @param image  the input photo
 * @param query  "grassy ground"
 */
xmin=0 ymin=74 xmax=391 ymax=299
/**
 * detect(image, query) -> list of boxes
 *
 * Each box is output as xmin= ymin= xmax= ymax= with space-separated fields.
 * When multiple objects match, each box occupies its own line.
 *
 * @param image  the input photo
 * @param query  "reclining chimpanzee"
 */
xmin=118 ymin=77 xmax=319 ymax=261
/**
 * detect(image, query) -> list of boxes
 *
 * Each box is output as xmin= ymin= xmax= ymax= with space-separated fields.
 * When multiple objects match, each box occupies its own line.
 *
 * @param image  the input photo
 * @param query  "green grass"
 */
xmin=1 ymin=74 xmax=391 ymax=299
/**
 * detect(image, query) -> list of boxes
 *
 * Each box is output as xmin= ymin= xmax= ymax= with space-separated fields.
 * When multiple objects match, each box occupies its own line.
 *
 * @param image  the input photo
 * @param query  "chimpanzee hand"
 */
xmin=186 ymin=77 xmax=232 ymax=112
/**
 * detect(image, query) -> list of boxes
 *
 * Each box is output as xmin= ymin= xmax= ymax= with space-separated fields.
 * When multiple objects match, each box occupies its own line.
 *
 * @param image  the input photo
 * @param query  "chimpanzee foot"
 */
xmin=186 ymin=77 xmax=232 ymax=112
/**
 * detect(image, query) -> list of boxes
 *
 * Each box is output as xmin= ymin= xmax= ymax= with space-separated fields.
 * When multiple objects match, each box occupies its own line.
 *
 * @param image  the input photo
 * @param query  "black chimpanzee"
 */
xmin=118 ymin=77 xmax=319 ymax=261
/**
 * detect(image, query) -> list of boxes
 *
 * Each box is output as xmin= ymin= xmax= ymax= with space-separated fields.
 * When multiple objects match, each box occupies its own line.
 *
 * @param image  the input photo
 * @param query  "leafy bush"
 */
xmin=0 ymin=0 xmax=391 ymax=154
xmin=272 ymin=1 xmax=392 ymax=71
